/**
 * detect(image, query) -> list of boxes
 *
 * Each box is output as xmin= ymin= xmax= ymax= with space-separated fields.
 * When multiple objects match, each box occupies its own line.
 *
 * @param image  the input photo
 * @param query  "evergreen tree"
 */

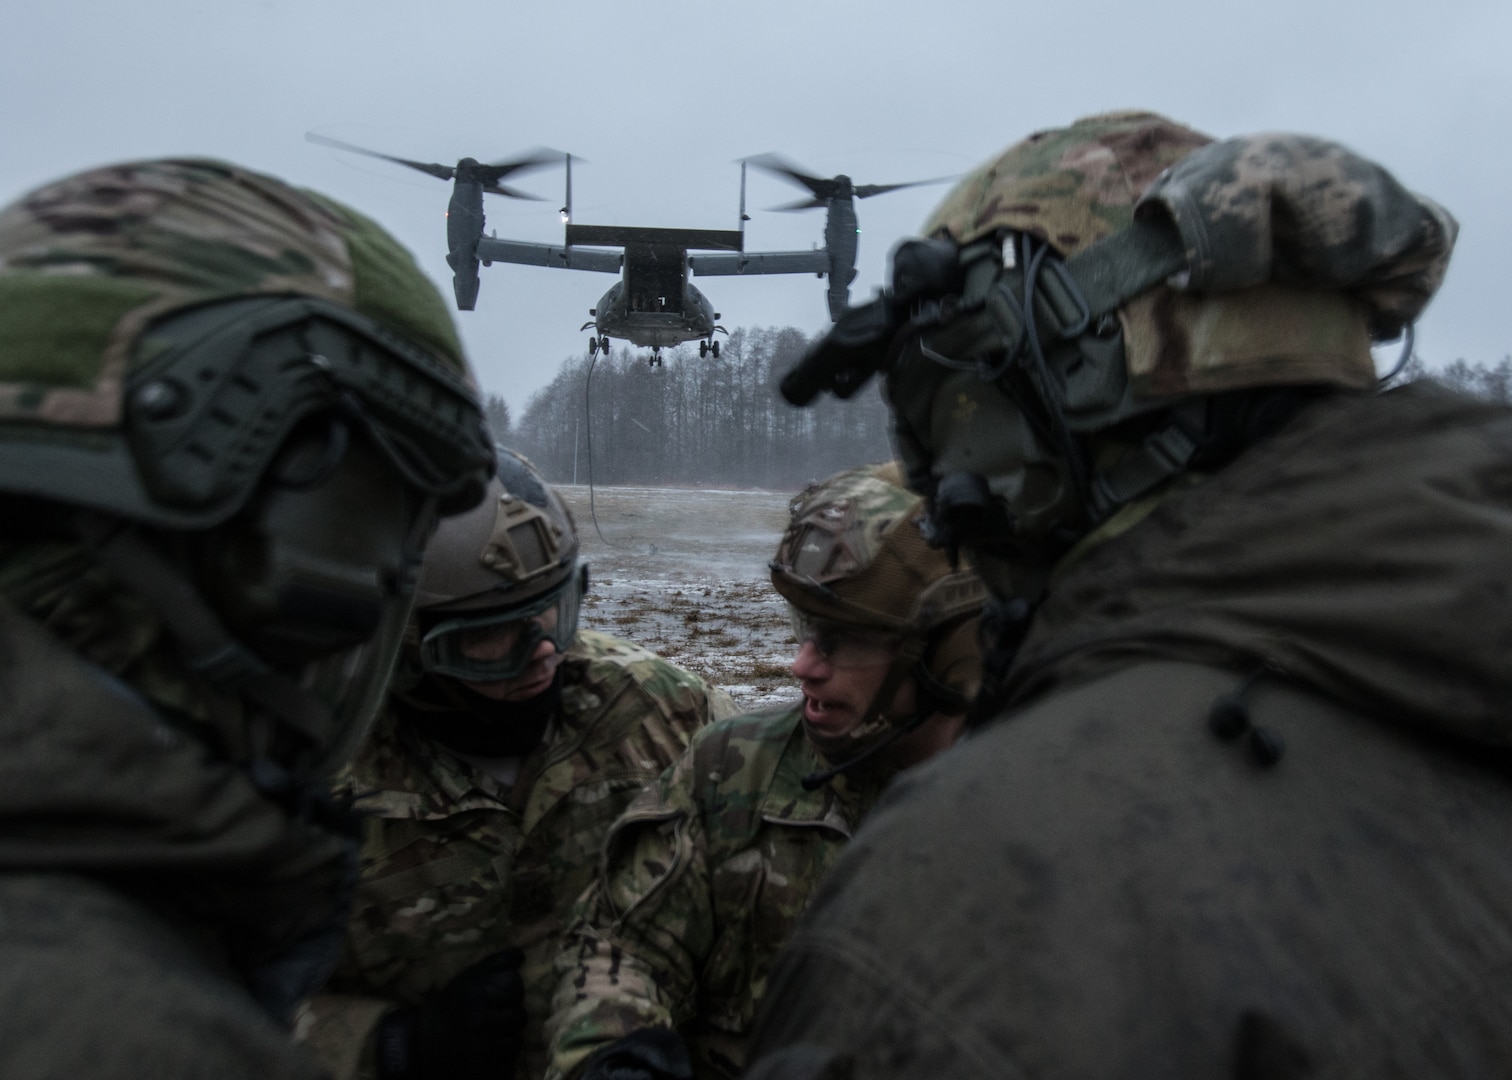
xmin=483 ymin=393 xmax=512 ymax=444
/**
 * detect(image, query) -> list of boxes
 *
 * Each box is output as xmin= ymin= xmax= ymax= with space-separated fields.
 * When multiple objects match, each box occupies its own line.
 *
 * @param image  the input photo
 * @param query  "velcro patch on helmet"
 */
xmin=483 ymin=488 xmax=565 ymax=584
xmin=778 ymin=469 xmax=917 ymax=587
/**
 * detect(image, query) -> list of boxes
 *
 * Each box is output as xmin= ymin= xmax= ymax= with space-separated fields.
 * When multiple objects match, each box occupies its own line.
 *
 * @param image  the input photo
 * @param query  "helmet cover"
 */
xmin=772 ymin=461 xmax=983 ymax=636
xmin=920 ymin=111 xmax=1455 ymax=402
xmin=773 ymin=462 xmax=984 ymax=702
xmin=0 ymin=158 xmax=491 ymax=527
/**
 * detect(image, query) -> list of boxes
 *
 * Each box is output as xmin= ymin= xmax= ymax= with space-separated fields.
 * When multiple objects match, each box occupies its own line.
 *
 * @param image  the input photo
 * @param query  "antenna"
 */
xmin=739 ymin=160 xmax=749 ymax=239
xmin=560 ymin=153 xmax=573 ymax=229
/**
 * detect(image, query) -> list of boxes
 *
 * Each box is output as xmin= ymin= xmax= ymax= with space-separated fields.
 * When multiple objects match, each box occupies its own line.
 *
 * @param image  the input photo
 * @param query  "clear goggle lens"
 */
xmin=790 ymin=609 xmax=904 ymax=669
xmin=419 ymin=567 xmax=584 ymax=682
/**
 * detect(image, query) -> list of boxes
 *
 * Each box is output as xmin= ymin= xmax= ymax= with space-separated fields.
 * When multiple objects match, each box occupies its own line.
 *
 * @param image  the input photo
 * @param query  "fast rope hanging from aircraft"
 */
xmin=582 ymin=347 xmax=631 ymax=551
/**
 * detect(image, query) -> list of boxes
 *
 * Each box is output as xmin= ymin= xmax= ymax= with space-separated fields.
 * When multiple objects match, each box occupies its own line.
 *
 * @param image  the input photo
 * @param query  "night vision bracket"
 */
xmin=780 ymin=216 xmax=1189 ymax=410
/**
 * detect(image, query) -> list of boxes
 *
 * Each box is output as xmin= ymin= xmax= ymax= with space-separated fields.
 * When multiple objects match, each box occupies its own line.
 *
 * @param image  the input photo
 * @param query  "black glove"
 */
xmin=579 ymin=1027 xmax=694 ymax=1080
xmin=375 ymin=947 xmax=527 ymax=1080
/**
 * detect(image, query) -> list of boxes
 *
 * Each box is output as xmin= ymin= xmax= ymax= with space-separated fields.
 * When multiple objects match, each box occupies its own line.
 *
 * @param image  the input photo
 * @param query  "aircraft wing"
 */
xmin=476 ymin=237 xmax=623 ymax=273
xmin=688 ymin=250 xmax=831 ymax=277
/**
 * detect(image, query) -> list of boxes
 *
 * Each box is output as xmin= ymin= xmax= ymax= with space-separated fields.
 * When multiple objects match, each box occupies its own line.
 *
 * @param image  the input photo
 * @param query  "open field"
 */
xmin=556 ymin=485 xmax=800 ymax=711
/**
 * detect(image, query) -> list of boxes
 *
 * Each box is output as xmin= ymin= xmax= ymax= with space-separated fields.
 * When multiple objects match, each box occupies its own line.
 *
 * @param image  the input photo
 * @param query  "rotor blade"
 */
xmin=477 ymin=147 xmax=570 ymax=184
xmin=304 ymin=132 xmax=455 ymax=181
xmin=743 ymin=153 xmax=831 ymax=199
xmin=767 ymin=197 xmax=827 ymax=212
xmin=854 ymin=175 xmax=958 ymax=199
xmin=482 ymin=182 xmax=546 ymax=201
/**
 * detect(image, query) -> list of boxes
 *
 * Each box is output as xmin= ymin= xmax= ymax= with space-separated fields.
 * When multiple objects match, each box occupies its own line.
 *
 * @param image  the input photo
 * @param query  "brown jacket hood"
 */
xmin=1006 ymin=382 xmax=1512 ymax=746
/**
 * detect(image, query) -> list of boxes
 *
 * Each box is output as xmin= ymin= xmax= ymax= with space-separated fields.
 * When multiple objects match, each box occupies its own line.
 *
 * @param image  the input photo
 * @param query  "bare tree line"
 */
xmin=480 ymin=340 xmax=1512 ymax=493
xmin=1415 ymin=355 xmax=1512 ymax=403
xmin=495 ymin=326 xmax=893 ymax=491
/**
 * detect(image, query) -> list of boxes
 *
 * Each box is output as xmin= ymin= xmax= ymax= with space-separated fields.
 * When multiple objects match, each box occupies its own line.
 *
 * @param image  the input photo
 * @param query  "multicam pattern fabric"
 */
xmin=771 ymin=462 xmax=980 ymax=634
xmin=298 ymin=630 xmax=733 ymax=1080
xmin=0 ymin=158 xmax=464 ymax=426
xmin=776 ymin=462 xmax=914 ymax=589
xmin=0 ymin=539 xmax=221 ymax=730
xmin=923 ymin=111 xmax=1211 ymax=255
xmin=1138 ymin=133 xmax=1459 ymax=337
xmin=544 ymin=705 xmax=895 ymax=1080
xmin=918 ymin=112 xmax=1457 ymax=401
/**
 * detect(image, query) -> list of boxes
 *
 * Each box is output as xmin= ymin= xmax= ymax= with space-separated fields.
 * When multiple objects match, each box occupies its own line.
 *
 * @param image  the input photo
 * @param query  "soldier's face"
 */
xmin=455 ymin=608 xmax=563 ymax=702
xmin=791 ymin=637 xmax=915 ymax=742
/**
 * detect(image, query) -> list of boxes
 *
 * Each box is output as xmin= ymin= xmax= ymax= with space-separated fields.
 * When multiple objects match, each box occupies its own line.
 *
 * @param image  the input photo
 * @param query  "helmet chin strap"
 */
xmin=800 ymin=703 xmax=927 ymax=792
xmin=800 ymin=640 xmax=969 ymax=791
xmin=73 ymin=513 xmax=330 ymax=755
xmin=71 ymin=506 xmax=438 ymax=787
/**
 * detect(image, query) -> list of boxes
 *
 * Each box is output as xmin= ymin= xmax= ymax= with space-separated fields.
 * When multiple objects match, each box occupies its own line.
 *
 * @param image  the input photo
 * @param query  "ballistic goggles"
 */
xmin=419 ymin=564 xmax=585 ymax=682
xmin=790 ymin=607 xmax=907 ymax=670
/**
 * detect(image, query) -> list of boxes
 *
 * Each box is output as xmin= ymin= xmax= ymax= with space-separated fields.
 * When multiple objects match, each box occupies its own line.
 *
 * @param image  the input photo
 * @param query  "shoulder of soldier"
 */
xmin=329 ymin=705 xmax=453 ymax=805
xmin=678 ymin=703 xmax=807 ymax=809
xmin=0 ymin=874 xmax=326 ymax=1079
xmin=569 ymin=628 xmax=695 ymax=684
xmin=608 ymin=703 xmax=806 ymax=863
xmin=567 ymin=628 xmax=729 ymax=723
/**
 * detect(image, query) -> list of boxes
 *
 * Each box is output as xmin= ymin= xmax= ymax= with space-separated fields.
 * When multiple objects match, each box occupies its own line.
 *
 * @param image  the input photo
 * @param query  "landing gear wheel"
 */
xmin=649 ymin=348 xmax=663 ymax=368
xmin=711 ymin=340 xmax=720 ymax=359
xmin=588 ymin=337 xmax=600 ymax=356
xmin=600 ymin=336 xmax=610 ymax=353
xmin=699 ymin=340 xmax=709 ymax=358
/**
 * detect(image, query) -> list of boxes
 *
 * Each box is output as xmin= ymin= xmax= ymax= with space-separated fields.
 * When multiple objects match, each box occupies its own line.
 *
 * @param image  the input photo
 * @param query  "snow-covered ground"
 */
xmin=557 ymin=484 xmax=800 ymax=712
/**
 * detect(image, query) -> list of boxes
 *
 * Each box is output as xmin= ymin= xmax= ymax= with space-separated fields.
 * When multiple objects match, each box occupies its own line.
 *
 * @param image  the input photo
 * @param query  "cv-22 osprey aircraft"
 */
xmin=307 ymin=134 xmax=948 ymax=365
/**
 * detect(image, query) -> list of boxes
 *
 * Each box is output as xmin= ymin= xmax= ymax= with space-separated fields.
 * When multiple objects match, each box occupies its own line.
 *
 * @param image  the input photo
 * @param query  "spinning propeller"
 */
xmin=743 ymin=153 xmax=955 ymax=318
xmin=743 ymin=153 xmax=954 ymax=212
xmin=305 ymin=133 xmax=563 ymax=200
xmin=306 ymin=132 xmax=569 ymax=310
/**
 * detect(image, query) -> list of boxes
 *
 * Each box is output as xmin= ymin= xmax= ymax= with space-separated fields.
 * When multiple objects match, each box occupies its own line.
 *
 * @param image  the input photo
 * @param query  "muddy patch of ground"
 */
xmin=557 ymin=485 xmax=799 ymax=711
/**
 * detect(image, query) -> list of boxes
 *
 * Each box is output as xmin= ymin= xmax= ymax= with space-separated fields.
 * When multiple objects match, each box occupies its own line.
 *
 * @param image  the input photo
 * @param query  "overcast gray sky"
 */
xmin=6 ymin=0 xmax=1510 ymax=412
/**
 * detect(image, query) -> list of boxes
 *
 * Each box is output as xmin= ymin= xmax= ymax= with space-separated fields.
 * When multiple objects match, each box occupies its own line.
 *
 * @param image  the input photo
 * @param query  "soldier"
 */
xmin=746 ymin=111 xmax=1512 ymax=1078
xmin=0 ymin=159 xmax=494 ymax=1077
xmin=297 ymin=447 xmax=737 ymax=1080
xmin=543 ymin=463 xmax=985 ymax=1080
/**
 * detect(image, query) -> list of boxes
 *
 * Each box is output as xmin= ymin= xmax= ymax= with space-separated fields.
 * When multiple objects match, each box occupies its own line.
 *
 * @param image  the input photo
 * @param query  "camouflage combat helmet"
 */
xmin=920 ymin=110 xmax=1455 ymax=402
xmin=0 ymin=158 xmax=495 ymax=778
xmin=411 ymin=448 xmax=588 ymax=683
xmin=781 ymin=111 xmax=1458 ymax=609
xmin=0 ymin=157 xmax=491 ymax=526
xmin=771 ymin=462 xmax=985 ymax=776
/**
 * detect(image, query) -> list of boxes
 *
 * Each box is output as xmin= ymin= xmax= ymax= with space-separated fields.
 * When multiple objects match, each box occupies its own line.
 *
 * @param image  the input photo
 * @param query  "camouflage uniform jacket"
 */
xmin=298 ymin=630 xmax=733 ymax=1080
xmin=545 ymin=704 xmax=895 ymax=1080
